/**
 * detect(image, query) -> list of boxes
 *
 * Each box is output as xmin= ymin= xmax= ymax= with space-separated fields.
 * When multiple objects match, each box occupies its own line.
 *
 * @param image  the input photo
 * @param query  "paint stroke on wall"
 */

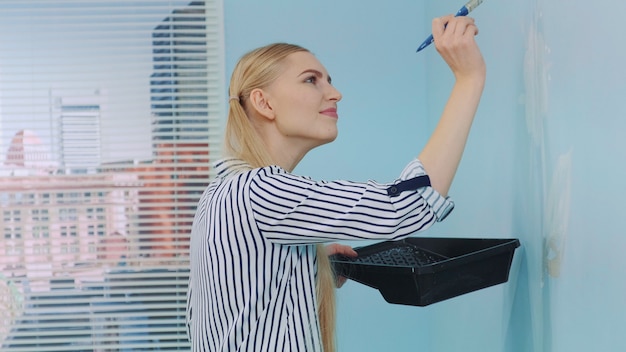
xmin=520 ymin=1 xmax=573 ymax=350
xmin=519 ymin=1 xmax=551 ymax=350
xmin=544 ymin=150 xmax=572 ymax=278
xmin=523 ymin=12 xmax=549 ymax=151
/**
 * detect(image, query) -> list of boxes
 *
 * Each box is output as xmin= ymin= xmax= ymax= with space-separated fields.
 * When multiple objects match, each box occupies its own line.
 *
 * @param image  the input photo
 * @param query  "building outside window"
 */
xmin=0 ymin=1 xmax=225 ymax=350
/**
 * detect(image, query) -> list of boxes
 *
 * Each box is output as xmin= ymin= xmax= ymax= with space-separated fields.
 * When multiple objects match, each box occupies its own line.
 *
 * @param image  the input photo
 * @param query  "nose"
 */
xmin=326 ymin=83 xmax=342 ymax=102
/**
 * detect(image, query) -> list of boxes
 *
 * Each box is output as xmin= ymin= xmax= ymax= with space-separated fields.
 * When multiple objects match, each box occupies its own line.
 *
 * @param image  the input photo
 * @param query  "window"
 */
xmin=0 ymin=1 xmax=224 ymax=350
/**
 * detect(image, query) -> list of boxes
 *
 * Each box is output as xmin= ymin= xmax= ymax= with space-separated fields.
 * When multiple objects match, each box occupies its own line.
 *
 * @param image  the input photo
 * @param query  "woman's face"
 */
xmin=263 ymin=51 xmax=343 ymax=151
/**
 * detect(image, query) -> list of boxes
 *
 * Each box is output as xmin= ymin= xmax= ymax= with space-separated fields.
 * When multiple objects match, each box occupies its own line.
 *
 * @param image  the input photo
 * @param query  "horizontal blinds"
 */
xmin=0 ymin=0 xmax=224 ymax=350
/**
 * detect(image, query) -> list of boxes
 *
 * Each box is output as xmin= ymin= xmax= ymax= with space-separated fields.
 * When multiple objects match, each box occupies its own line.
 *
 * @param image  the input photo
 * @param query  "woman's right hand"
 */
xmin=432 ymin=15 xmax=486 ymax=82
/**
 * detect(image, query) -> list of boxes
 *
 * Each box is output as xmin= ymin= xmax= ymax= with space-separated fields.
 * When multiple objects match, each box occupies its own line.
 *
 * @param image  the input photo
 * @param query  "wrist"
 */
xmin=455 ymin=71 xmax=486 ymax=90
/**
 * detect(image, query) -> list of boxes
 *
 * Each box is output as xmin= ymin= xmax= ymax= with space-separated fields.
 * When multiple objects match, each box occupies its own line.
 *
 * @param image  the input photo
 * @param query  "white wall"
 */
xmin=225 ymin=1 xmax=626 ymax=351
xmin=424 ymin=0 xmax=626 ymax=351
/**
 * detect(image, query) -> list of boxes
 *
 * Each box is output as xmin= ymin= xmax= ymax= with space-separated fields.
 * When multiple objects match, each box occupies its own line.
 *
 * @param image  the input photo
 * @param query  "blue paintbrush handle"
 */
xmin=416 ymin=0 xmax=482 ymax=53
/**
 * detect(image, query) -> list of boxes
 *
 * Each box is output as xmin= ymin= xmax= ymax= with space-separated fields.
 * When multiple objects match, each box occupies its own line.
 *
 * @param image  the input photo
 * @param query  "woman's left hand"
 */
xmin=325 ymin=243 xmax=357 ymax=288
xmin=325 ymin=243 xmax=357 ymax=257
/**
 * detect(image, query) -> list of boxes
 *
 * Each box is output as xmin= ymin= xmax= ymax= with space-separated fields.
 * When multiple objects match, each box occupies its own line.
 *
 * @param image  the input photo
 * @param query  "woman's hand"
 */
xmin=325 ymin=243 xmax=357 ymax=288
xmin=432 ymin=15 xmax=486 ymax=82
xmin=325 ymin=243 xmax=357 ymax=257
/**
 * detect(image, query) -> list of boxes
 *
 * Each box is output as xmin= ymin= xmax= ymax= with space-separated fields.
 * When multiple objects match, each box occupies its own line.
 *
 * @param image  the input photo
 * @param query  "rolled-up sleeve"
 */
xmin=249 ymin=158 xmax=454 ymax=244
xmin=394 ymin=158 xmax=455 ymax=221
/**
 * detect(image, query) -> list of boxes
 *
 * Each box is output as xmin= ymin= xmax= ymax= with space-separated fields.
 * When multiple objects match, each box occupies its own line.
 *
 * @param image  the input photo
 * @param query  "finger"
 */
xmin=438 ymin=16 xmax=476 ymax=34
xmin=459 ymin=19 xmax=478 ymax=37
xmin=325 ymin=243 xmax=340 ymax=256
xmin=457 ymin=17 xmax=478 ymax=36
xmin=469 ymin=23 xmax=479 ymax=36
xmin=447 ymin=17 xmax=475 ymax=36
xmin=432 ymin=15 xmax=454 ymax=38
xmin=336 ymin=245 xmax=358 ymax=257
xmin=458 ymin=23 xmax=479 ymax=42
xmin=445 ymin=19 xmax=459 ymax=37
xmin=325 ymin=243 xmax=357 ymax=257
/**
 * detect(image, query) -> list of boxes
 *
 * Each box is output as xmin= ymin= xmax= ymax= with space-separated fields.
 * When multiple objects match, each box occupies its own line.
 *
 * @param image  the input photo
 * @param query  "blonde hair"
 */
xmin=225 ymin=43 xmax=337 ymax=352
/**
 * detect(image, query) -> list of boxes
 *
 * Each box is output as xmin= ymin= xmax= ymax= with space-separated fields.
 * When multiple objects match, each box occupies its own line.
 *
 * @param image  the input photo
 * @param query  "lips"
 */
xmin=320 ymin=107 xmax=338 ymax=118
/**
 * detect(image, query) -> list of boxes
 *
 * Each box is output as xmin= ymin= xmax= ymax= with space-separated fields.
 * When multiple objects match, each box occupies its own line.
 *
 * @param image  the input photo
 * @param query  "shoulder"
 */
xmin=248 ymin=166 xmax=321 ymax=201
xmin=254 ymin=165 xmax=315 ymax=184
xmin=212 ymin=158 xmax=318 ymax=192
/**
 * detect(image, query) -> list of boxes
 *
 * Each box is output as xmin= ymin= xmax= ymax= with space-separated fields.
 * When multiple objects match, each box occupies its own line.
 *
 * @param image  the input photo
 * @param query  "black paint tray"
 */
xmin=331 ymin=237 xmax=520 ymax=306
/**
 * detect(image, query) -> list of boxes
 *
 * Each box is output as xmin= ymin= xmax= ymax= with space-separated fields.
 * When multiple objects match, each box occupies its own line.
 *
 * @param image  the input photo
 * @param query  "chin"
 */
xmin=325 ymin=130 xmax=338 ymax=143
xmin=312 ymin=135 xmax=337 ymax=149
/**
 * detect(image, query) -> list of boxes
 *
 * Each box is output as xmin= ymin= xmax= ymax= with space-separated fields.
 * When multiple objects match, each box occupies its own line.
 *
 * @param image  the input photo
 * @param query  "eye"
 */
xmin=304 ymin=75 xmax=317 ymax=84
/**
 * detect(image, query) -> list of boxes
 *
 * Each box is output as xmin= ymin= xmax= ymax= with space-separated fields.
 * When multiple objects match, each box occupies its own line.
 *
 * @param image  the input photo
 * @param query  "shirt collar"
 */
xmin=214 ymin=158 xmax=253 ymax=179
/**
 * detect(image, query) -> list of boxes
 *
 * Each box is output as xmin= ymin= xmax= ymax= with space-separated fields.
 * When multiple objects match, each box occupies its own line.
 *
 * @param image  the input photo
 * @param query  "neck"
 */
xmin=252 ymin=116 xmax=310 ymax=172
xmin=267 ymin=140 xmax=307 ymax=172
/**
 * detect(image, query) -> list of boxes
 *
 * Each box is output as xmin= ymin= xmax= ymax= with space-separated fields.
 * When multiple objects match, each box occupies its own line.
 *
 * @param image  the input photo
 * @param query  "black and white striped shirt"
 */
xmin=186 ymin=158 xmax=453 ymax=351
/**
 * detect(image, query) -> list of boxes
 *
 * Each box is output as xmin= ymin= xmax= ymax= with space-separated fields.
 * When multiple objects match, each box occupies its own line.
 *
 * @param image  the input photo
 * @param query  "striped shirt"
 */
xmin=186 ymin=157 xmax=454 ymax=351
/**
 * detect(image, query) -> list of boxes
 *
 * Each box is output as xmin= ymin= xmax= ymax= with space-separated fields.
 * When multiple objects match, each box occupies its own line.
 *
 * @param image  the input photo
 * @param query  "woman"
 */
xmin=187 ymin=15 xmax=486 ymax=352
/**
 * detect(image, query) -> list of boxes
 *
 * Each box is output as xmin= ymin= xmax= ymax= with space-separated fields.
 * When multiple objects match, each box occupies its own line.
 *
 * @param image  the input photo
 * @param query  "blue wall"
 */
xmin=224 ymin=1 xmax=626 ymax=351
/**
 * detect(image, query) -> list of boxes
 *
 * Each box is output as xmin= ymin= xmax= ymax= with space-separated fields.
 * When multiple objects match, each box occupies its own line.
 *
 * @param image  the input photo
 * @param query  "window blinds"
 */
xmin=0 ymin=1 xmax=225 ymax=350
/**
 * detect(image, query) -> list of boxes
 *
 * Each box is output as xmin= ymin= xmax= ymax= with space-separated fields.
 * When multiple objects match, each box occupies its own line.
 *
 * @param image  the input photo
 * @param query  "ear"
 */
xmin=248 ymin=88 xmax=275 ymax=121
